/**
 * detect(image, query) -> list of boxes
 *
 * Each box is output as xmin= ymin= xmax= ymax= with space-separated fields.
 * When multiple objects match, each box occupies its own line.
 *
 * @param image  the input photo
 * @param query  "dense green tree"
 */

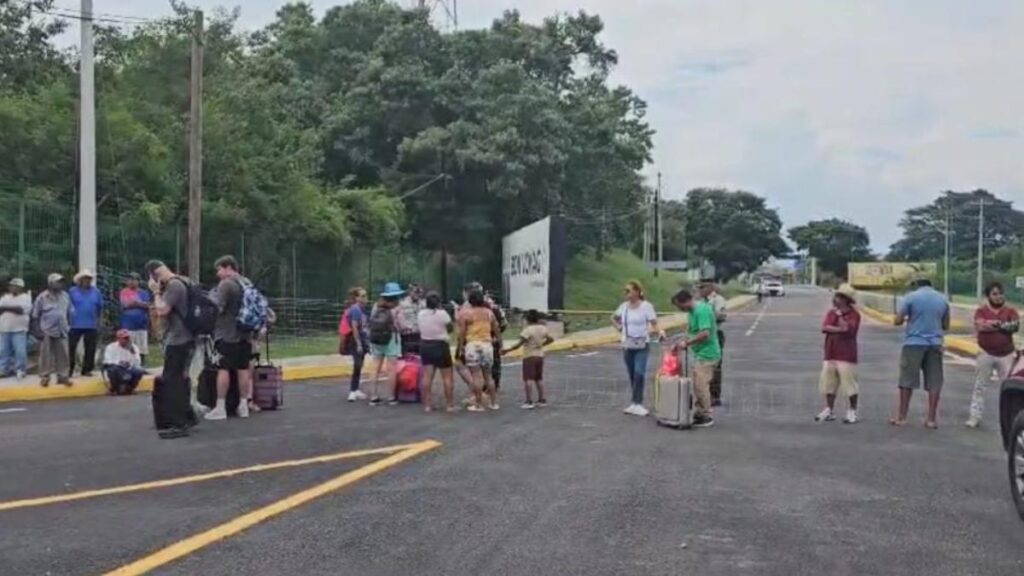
xmin=788 ymin=218 xmax=874 ymax=279
xmin=684 ymin=188 xmax=787 ymax=281
xmin=888 ymin=190 xmax=1024 ymax=261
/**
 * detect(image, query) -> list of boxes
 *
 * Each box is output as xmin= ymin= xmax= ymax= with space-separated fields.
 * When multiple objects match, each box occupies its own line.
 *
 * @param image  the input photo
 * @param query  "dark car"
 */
xmin=999 ymin=355 xmax=1024 ymax=521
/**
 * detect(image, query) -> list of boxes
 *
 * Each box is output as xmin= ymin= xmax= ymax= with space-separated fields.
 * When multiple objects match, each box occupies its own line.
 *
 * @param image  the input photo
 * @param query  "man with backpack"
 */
xmin=146 ymin=260 xmax=203 ymax=439
xmin=206 ymin=255 xmax=267 ymax=420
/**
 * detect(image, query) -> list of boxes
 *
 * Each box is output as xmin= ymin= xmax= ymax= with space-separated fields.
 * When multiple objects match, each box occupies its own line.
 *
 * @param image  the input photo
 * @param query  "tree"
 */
xmin=888 ymin=190 xmax=1024 ymax=261
xmin=683 ymin=188 xmax=787 ymax=281
xmin=788 ymin=219 xmax=874 ymax=279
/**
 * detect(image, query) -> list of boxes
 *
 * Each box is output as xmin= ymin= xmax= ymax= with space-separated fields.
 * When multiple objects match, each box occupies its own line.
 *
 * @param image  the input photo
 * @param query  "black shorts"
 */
xmin=523 ymin=356 xmax=544 ymax=381
xmin=216 ymin=340 xmax=253 ymax=371
xmin=420 ymin=340 xmax=453 ymax=369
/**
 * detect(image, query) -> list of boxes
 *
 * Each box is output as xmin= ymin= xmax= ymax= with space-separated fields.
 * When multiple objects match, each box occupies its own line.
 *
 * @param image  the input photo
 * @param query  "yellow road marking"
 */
xmin=0 ymin=442 xmax=430 ymax=512
xmin=103 ymin=440 xmax=441 ymax=576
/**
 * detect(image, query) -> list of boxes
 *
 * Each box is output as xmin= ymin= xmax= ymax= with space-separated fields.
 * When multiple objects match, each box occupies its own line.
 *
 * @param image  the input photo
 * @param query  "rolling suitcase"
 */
xmin=654 ymin=349 xmax=694 ymax=429
xmin=252 ymin=332 xmax=283 ymax=410
xmin=394 ymin=354 xmax=422 ymax=403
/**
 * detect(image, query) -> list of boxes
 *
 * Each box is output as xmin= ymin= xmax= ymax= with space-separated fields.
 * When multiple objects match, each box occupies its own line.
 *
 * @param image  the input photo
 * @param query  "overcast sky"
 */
xmin=83 ymin=0 xmax=1024 ymax=251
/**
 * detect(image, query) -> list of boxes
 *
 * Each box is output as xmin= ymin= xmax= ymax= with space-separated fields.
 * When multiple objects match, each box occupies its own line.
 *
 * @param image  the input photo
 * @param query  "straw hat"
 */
xmin=73 ymin=269 xmax=95 ymax=283
xmin=835 ymin=283 xmax=857 ymax=303
xmin=8 ymin=278 xmax=25 ymax=288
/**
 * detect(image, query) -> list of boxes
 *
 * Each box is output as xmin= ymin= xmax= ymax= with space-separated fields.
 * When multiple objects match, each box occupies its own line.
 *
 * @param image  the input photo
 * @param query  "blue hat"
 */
xmin=381 ymin=282 xmax=405 ymax=298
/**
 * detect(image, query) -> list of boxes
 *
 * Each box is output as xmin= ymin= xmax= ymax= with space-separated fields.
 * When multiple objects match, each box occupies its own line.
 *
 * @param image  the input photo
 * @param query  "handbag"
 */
xmin=621 ymin=307 xmax=649 ymax=350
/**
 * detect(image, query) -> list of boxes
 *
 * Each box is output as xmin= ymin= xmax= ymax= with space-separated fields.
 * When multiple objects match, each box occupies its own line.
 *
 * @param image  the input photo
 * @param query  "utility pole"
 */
xmin=976 ymin=196 xmax=985 ymax=300
xmin=78 ymin=0 xmax=96 ymax=272
xmin=187 ymin=10 xmax=204 ymax=280
xmin=654 ymin=172 xmax=663 ymax=277
xmin=642 ymin=190 xmax=650 ymax=265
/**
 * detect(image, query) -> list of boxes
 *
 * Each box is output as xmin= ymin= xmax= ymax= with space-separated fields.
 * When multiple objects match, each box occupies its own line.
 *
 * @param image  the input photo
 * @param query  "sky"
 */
xmin=74 ymin=0 xmax=1024 ymax=252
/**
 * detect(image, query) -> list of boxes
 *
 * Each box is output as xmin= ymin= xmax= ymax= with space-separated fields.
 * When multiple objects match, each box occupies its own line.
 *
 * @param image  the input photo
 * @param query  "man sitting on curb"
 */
xmin=670 ymin=288 xmax=721 ymax=428
xmin=103 ymin=329 xmax=146 ymax=395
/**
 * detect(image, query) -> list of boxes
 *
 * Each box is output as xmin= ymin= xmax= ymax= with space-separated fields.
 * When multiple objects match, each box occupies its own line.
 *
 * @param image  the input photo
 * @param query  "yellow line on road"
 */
xmin=103 ymin=439 xmax=441 ymax=576
xmin=0 ymin=442 xmax=430 ymax=512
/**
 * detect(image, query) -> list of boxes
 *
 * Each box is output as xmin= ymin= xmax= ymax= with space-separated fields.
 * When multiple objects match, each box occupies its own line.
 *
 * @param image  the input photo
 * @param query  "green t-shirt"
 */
xmin=688 ymin=301 xmax=722 ymax=362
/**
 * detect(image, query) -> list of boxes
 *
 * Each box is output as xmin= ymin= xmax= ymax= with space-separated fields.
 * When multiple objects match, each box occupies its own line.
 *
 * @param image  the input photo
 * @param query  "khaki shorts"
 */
xmin=819 ymin=361 xmax=859 ymax=397
xmin=128 ymin=330 xmax=149 ymax=355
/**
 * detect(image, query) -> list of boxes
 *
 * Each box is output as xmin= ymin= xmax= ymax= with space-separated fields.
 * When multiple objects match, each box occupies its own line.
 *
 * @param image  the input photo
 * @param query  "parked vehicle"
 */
xmin=999 ymin=354 xmax=1024 ymax=522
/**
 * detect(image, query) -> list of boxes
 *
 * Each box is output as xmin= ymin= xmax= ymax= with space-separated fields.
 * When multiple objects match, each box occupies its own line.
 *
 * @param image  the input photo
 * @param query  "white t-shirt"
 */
xmin=417 ymin=308 xmax=452 ymax=341
xmin=0 ymin=292 xmax=32 ymax=333
xmin=104 ymin=342 xmax=141 ymax=368
xmin=615 ymin=301 xmax=657 ymax=342
xmin=707 ymin=292 xmax=728 ymax=331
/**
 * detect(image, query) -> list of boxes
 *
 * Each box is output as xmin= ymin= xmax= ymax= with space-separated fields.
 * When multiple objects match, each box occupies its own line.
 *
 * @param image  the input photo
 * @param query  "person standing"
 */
xmin=145 ymin=260 xmax=197 ymax=439
xmin=891 ymin=277 xmax=950 ymax=429
xmin=0 ymin=278 xmax=32 ymax=380
xmin=32 ymin=273 xmax=72 ymax=387
xmin=118 ymin=273 xmax=152 ymax=365
xmin=340 ymin=286 xmax=370 ymax=402
xmin=368 ymin=282 xmax=404 ymax=406
xmin=966 ymin=282 xmax=1019 ymax=428
xmin=815 ymin=285 xmax=861 ymax=424
xmin=502 ymin=309 xmax=554 ymax=410
xmin=458 ymin=289 xmax=501 ymax=411
xmin=700 ymin=279 xmax=728 ymax=406
xmin=396 ymin=283 xmax=424 ymax=356
xmin=206 ymin=256 xmax=256 ymax=421
xmin=418 ymin=292 xmax=455 ymax=412
xmin=102 ymin=329 xmax=146 ymax=395
xmin=68 ymin=269 xmax=103 ymax=377
xmin=612 ymin=281 xmax=664 ymax=417
xmin=671 ymin=288 xmax=720 ymax=428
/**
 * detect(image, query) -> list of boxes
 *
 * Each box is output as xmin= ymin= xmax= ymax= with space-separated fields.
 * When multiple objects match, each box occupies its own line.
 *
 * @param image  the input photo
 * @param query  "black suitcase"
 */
xmin=197 ymin=368 xmax=241 ymax=416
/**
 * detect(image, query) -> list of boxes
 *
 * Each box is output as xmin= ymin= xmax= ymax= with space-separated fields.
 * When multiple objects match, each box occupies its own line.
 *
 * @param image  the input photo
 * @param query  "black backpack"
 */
xmin=368 ymin=307 xmax=394 ymax=346
xmin=170 ymin=277 xmax=218 ymax=336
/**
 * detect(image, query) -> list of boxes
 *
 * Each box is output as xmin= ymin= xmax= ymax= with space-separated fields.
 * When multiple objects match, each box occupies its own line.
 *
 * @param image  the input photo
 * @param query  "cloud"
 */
xmin=92 ymin=0 xmax=1024 ymax=251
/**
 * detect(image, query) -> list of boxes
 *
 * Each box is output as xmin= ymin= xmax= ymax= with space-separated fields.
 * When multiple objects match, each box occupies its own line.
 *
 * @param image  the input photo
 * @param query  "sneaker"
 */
xmin=488 ymin=403 xmax=501 ymax=411
xmin=466 ymin=404 xmax=485 ymax=413
xmin=237 ymin=400 xmax=250 ymax=419
xmin=205 ymin=406 xmax=227 ymax=421
xmin=624 ymin=404 xmax=638 ymax=415
xmin=521 ymin=402 xmax=536 ymax=410
xmin=536 ymin=399 xmax=548 ymax=408
xmin=387 ymin=398 xmax=400 ymax=406
xmin=368 ymin=396 xmax=382 ymax=406
xmin=814 ymin=408 xmax=835 ymax=422
xmin=15 ymin=371 xmax=25 ymax=381
xmin=348 ymin=390 xmax=368 ymax=402
xmin=965 ymin=417 xmax=981 ymax=429
xmin=58 ymin=377 xmax=72 ymax=387
xmin=842 ymin=410 xmax=859 ymax=424
xmin=693 ymin=415 xmax=715 ymax=428
xmin=191 ymin=402 xmax=210 ymax=416
xmin=633 ymin=404 xmax=650 ymax=417
xmin=39 ymin=377 xmax=49 ymax=387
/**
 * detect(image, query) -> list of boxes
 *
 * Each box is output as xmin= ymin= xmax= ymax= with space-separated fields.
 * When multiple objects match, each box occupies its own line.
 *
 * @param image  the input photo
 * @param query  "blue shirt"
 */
xmin=898 ymin=286 xmax=949 ymax=347
xmin=69 ymin=286 xmax=104 ymax=330
xmin=119 ymin=287 xmax=151 ymax=331
xmin=346 ymin=304 xmax=370 ymax=347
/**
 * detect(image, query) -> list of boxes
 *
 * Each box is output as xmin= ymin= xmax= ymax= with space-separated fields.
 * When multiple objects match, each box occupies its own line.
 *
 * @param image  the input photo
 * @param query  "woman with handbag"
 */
xmin=339 ymin=287 xmax=370 ymax=402
xmin=611 ymin=280 xmax=665 ymax=417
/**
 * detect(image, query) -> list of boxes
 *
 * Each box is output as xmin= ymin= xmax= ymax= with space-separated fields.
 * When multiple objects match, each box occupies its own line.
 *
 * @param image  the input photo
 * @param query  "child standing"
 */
xmin=504 ymin=310 xmax=554 ymax=409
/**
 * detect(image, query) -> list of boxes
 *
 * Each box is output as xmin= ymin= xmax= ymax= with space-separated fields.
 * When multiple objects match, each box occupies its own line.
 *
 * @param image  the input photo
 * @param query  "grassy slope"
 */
xmin=564 ymin=249 xmax=692 ymax=313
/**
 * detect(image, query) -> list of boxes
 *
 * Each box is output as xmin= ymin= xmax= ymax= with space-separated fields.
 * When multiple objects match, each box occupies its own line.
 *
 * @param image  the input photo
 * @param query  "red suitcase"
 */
xmin=252 ymin=332 xmax=283 ymax=410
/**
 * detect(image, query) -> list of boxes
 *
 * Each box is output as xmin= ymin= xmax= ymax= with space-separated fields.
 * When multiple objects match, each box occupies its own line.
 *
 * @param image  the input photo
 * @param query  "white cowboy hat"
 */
xmin=73 ymin=269 xmax=95 ymax=283
xmin=835 ymin=283 xmax=857 ymax=303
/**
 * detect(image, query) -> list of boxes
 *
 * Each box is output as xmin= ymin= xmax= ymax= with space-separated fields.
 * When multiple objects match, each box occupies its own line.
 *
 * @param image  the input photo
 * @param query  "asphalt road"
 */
xmin=2 ymin=287 xmax=1023 ymax=575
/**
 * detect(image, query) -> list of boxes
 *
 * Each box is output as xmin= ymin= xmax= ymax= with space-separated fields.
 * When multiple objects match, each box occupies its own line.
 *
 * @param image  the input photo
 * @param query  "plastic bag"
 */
xmin=660 ymin=352 xmax=681 ymax=377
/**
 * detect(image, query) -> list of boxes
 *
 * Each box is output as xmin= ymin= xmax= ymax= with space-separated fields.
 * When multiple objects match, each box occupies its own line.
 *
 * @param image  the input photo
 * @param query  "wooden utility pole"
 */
xmin=654 ymin=172 xmax=662 ymax=277
xmin=187 ymin=10 xmax=204 ymax=280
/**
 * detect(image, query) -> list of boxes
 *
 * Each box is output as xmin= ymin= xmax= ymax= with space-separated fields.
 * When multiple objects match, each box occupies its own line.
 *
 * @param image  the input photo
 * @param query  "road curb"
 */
xmin=0 ymin=295 xmax=756 ymax=404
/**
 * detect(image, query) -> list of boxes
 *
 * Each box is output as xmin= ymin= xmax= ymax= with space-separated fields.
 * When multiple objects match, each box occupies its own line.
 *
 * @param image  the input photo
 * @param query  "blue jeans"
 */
xmin=0 ymin=331 xmax=28 ymax=375
xmin=623 ymin=346 xmax=650 ymax=404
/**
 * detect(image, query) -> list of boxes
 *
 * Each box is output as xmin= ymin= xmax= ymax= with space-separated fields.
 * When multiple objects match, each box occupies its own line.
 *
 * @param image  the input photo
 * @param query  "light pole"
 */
xmin=976 ymin=197 xmax=985 ymax=300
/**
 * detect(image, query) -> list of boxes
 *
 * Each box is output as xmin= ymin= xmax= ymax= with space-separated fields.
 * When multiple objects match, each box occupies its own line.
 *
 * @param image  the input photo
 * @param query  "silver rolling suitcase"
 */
xmin=654 ymin=349 xmax=694 ymax=429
